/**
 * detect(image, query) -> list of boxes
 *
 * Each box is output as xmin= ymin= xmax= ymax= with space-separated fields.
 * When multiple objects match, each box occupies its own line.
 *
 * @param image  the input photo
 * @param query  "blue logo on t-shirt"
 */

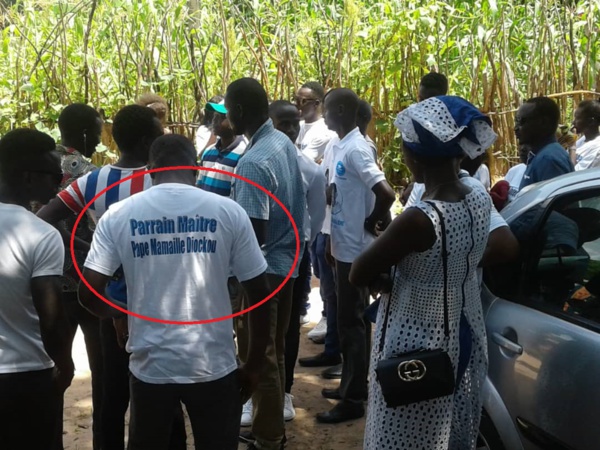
xmin=336 ymin=161 xmax=345 ymax=176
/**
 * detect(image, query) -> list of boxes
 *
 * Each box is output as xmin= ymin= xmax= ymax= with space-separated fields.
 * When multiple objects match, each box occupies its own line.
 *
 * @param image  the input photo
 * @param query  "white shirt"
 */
xmin=406 ymin=171 xmax=507 ymax=233
xmin=0 ymin=203 xmax=64 ymax=374
xmin=84 ymin=184 xmax=267 ymax=384
xmin=195 ymin=125 xmax=213 ymax=156
xmin=320 ymin=137 xmax=339 ymax=235
xmin=504 ymin=163 xmax=526 ymax=202
xmin=296 ymin=118 xmax=336 ymax=162
xmin=329 ymin=128 xmax=386 ymax=263
xmin=297 ymin=149 xmax=326 ymax=244
xmin=474 ymin=164 xmax=491 ymax=191
xmin=575 ymin=135 xmax=600 ymax=171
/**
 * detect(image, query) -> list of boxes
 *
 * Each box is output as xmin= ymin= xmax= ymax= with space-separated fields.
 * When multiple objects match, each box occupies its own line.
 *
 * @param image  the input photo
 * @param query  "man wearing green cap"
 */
xmin=197 ymin=101 xmax=248 ymax=197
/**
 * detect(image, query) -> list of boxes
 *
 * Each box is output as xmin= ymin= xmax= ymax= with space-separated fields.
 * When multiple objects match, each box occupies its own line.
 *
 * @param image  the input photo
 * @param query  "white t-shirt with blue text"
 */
xmin=85 ymin=183 xmax=267 ymax=384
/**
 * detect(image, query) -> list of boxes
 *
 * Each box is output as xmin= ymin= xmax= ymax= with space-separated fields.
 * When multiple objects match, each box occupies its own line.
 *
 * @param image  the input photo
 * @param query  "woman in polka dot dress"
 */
xmin=350 ymin=96 xmax=498 ymax=450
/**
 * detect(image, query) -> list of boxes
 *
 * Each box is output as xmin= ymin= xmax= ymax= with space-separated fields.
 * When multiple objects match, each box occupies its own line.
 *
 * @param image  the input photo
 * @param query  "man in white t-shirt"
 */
xmin=317 ymin=88 xmax=396 ymax=424
xmin=573 ymin=100 xmax=600 ymax=171
xmin=295 ymin=81 xmax=337 ymax=163
xmin=78 ymin=135 xmax=272 ymax=450
xmin=269 ymin=100 xmax=327 ymax=422
xmin=0 ymin=129 xmax=74 ymax=450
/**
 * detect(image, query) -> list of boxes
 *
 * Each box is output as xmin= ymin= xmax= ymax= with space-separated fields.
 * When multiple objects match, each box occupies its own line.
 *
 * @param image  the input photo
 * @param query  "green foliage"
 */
xmin=0 ymin=0 xmax=598 ymax=184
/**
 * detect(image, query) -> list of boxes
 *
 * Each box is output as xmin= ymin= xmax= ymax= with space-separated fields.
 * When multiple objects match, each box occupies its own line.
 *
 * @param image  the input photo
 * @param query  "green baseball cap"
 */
xmin=206 ymin=101 xmax=227 ymax=114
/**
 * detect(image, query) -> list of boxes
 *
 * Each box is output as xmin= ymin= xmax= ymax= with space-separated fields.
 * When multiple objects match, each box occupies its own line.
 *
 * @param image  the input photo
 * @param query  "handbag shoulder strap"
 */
xmin=377 ymin=265 xmax=397 ymax=353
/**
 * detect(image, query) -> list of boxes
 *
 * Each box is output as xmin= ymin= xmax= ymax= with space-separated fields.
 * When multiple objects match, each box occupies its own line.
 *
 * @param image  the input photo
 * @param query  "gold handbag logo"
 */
xmin=397 ymin=359 xmax=427 ymax=381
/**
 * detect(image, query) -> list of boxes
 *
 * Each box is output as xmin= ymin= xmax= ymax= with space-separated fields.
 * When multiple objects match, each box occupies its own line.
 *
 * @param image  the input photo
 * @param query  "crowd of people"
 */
xmin=1 ymin=70 xmax=599 ymax=450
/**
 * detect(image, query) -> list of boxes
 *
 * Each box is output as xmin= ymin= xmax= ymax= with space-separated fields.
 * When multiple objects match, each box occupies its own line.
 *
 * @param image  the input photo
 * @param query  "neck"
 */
xmin=0 ymin=184 xmax=28 ymax=208
xmin=153 ymin=173 xmax=196 ymax=186
xmin=219 ymin=134 xmax=235 ymax=149
xmin=244 ymin=117 xmax=269 ymax=141
xmin=60 ymin=138 xmax=81 ymax=153
xmin=304 ymin=112 xmax=321 ymax=124
xmin=422 ymin=164 xmax=461 ymax=198
xmin=114 ymin=152 xmax=147 ymax=168
xmin=336 ymin=124 xmax=356 ymax=140
xmin=584 ymin=128 xmax=600 ymax=142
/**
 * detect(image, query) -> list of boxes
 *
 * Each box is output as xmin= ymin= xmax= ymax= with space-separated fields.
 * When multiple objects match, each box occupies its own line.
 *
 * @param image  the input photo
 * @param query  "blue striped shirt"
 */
xmin=197 ymin=136 xmax=247 ymax=197
xmin=232 ymin=120 xmax=305 ymax=277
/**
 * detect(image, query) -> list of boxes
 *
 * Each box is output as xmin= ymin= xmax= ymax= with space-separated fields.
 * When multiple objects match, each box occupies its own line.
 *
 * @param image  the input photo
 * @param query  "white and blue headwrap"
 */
xmin=394 ymin=96 xmax=497 ymax=159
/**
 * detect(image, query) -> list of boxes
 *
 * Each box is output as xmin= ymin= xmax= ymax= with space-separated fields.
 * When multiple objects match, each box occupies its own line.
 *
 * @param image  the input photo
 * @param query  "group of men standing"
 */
xmin=0 ymin=77 xmax=394 ymax=450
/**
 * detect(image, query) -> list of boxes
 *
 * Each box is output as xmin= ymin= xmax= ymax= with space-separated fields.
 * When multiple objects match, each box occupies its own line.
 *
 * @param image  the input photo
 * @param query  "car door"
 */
xmin=484 ymin=188 xmax=600 ymax=450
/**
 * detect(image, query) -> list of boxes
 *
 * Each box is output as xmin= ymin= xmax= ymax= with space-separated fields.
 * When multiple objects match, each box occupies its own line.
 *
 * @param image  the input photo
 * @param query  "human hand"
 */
xmin=368 ymin=274 xmax=393 ymax=298
xmin=113 ymin=316 xmax=129 ymax=349
xmin=325 ymin=236 xmax=335 ymax=266
xmin=53 ymin=361 xmax=75 ymax=393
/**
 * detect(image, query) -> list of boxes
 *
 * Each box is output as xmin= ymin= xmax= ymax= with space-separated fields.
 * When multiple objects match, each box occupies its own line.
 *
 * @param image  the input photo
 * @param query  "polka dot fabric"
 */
xmin=364 ymin=187 xmax=491 ymax=450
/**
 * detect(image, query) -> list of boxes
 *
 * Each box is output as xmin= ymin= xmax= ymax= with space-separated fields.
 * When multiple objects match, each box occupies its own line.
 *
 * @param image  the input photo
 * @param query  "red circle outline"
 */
xmin=71 ymin=165 xmax=300 ymax=325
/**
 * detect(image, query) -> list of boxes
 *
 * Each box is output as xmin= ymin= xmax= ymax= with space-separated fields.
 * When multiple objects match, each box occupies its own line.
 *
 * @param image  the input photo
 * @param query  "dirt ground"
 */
xmin=63 ymin=284 xmax=366 ymax=450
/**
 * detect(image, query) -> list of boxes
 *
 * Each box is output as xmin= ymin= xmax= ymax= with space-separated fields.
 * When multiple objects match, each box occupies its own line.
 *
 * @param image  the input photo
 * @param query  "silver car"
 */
xmin=479 ymin=168 xmax=600 ymax=450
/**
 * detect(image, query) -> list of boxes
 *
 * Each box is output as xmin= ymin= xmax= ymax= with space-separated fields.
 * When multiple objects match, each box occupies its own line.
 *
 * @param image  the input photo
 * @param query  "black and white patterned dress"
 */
xmin=364 ymin=187 xmax=491 ymax=450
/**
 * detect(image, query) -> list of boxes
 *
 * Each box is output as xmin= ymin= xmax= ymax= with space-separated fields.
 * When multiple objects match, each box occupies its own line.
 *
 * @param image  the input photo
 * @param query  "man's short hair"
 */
xmin=577 ymin=100 xmax=600 ymax=123
xmin=0 ymin=129 xmax=56 ymax=179
xmin=149 ymin=134 xmax=197 ymax=169
xmin=58 ymin=103 xmax=100 ymax=138
xmin=525 ymin=96 xmax=561 ymax=130
xmin=301 ymin=81 xmax=325 ymax=100
xmin=269 ymin=100 xmax=297 ymax=118
xmin=136 ymin=93 xmax=169 ymax=121
xmin=226 ymin=78 xmax=269 ymax=118
xmin=112 ymin=105 xmax=160 ymax=153
xmin=419 ymin=72 xmax=448 ymax=96
xmin=324 ymin=88 xmax=360 ymax=118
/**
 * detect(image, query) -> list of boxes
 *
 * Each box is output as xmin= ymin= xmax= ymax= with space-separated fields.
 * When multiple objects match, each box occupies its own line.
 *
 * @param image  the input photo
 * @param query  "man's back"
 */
xmin=85 ymin=183 xmax=266 ymax=383
xmin=0 ymin=204 xmax=64 ymax=373
xmin=233 ymin=120 xmax=305 ymax=277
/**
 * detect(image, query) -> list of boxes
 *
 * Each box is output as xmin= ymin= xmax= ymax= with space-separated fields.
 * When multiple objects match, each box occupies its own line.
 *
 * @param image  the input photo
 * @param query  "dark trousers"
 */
xmin=100 ymin=319 xmax=187 ymax=450
xmin=55 ymin=292 xmax=104 ymax=450
xmin=284 ymin=246 xmax=311 ymax=393
xmin=0 ymin=368 xmax=60 ymax=450
xmin=128 ymin=371 xmax=241 ymax=450
xmin=314 ymin=233 xmax=340 ymax=356
xmin=335 ymin=259 xmax=371 ymax=402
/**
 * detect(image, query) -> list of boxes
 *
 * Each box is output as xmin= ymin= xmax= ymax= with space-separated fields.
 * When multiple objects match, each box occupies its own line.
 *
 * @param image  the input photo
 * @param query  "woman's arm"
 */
xmin=350 ymin=207 xmax=436 ymax=287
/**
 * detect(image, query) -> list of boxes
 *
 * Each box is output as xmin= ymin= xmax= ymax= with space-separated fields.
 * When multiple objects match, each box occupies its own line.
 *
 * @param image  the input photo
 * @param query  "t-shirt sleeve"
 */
xmin=84 ymin=210 xmax=122 ymax=276
xmin=230 ymin=208 xmax=268 ymax=282
xmin=489 ymin=207 xmax=507 ymax=232
xmin=233 ymin=161 xmax=273 ymax=221
xmin=57 ymin=173 xmax=89 ymax=214
xmin=405 ymin=183 xmax=424 ymax=208
xmin=348 ymin=147 xmax=386 ymax=189
xmin=32 ymin=229 xmax=65 ymax=278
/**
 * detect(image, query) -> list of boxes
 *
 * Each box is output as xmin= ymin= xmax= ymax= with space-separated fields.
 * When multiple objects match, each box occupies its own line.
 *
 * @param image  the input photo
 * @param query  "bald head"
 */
xmin=323 ymin=88 xmax=359 ymax=135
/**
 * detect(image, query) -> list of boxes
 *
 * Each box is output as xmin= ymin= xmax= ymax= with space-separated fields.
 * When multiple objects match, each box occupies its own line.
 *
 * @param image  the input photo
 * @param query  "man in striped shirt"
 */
xmin=38 ymin=105 xmax=186 ymax=450
xmin=197 ymin=101 xmax=248 ymax=197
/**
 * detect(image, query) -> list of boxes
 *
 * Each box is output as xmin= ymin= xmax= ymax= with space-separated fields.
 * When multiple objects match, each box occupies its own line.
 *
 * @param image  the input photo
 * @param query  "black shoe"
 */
xmin=321 ymin=363 xmax=342 ymax=379
xmin=310 ymin=335 xmax=325 ymax=344
xmin=321 ymin=387 xmax=342 ymax=400
xmin=298 ymin=352 xmax=341 ymax=367
xmin=316 ymin=401 xmax=364 ymax=424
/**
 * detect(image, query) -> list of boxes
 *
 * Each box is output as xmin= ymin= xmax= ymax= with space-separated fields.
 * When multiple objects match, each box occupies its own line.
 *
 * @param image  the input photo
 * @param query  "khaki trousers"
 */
xmin=235 ymin=274 xmax=295 ymax=450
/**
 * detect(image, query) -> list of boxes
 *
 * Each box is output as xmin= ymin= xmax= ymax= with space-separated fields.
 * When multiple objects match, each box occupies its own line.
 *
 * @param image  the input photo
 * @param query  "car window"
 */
xmin=487 ymin=192 xmax=600 ymax=326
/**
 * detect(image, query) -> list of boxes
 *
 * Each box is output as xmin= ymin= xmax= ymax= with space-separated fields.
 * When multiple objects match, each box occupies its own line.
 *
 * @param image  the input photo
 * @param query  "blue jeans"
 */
xmin=312 ymin=233 xmax=340 ymax=356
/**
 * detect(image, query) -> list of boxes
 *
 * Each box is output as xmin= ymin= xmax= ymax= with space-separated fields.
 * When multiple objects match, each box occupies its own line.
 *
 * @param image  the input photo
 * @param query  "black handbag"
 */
xmin=375 ymin=201 xmax=456 ymax=408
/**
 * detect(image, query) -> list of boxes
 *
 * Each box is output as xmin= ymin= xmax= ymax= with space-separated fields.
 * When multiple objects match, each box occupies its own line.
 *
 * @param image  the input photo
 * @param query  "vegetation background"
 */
xmin=0 ymin=0 xmax=599 ymax=184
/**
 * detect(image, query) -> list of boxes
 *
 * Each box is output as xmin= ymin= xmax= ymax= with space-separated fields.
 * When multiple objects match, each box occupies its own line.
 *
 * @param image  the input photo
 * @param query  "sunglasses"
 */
xmin=28 ymin=170 xmax=64 ymax=185
xmin=293 ymin=97 xmax=318 ymax=107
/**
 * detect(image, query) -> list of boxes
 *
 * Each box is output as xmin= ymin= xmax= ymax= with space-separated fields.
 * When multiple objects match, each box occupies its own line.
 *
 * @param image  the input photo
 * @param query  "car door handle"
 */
xmin=492 ymin=332 xmax=523 ymax=355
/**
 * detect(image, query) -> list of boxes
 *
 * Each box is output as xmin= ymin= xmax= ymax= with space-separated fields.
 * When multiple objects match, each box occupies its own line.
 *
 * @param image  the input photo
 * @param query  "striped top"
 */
xmin=58 ymin=165 xmax=151 ymax=222
xmin=197 ymin=136 xmax=248 ymax=197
